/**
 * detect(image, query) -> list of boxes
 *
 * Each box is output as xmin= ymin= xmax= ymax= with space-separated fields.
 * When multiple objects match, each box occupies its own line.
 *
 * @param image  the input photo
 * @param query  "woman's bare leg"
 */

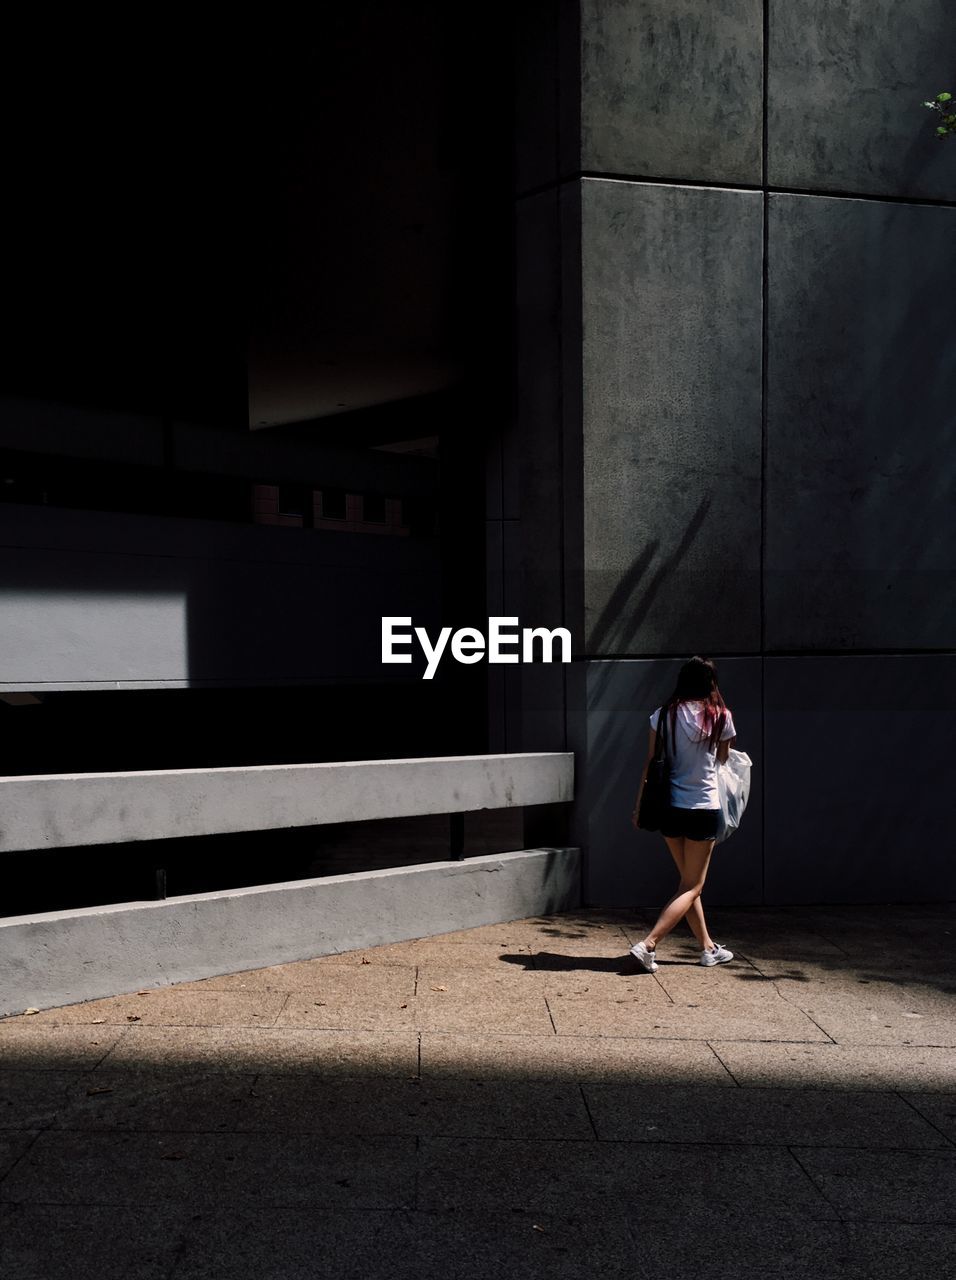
xmin=663 ymin=835 xmax=714 ymax=951
xmin=641 ymin=839 xmax=716 ymax=951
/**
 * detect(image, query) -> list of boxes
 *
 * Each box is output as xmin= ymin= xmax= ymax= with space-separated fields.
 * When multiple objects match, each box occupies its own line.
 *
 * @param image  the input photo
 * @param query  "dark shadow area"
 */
xmin=503 ymin=952 xmax=636 ymax=975
xmin=0 ymin=685 xmax=476 ymax=777
xmin=0 ymin=808 xmax=526 ymax=918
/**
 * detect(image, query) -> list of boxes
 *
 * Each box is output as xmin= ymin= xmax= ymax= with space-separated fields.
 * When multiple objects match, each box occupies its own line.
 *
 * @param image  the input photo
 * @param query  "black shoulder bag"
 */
xmin=636 ymin=701 xmax=671 ymax=832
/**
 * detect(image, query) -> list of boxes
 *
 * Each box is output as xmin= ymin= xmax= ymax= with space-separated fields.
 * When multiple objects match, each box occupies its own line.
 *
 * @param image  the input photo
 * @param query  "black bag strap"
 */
xmin=654 ymin=700 xmax=669 ymax=761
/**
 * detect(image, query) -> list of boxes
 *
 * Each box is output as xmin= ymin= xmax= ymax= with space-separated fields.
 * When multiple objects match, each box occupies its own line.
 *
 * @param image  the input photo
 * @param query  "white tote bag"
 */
xmin=715 ymin=750 xmax=752 ymax=843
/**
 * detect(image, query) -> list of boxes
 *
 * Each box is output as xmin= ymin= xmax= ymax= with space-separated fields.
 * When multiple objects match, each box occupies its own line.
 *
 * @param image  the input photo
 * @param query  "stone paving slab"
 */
xmin=435 ymin=915 xmax=632 ymax=946
xmin=417 ymin=1137 xmax=837 ymax=1220
xmin=0 ymin=1071 xmax=87 ymax=1131
xmin=621 ymin=922 xmax=850 ymax=961
xmin=748 ymin=950 xmax=956 ymax=985
xmin=185 ymin=963 xmax=416 ymax=998
xmin=710 ymin=1040 xmax=956 ymax=1091
xmin=0 ymin=1203 xmax=184 ymax=1280
xmin=539 ymin=978 xmax=673 ymax=1006
xmin=0 ymin=1024 xmax=123 ymax=1071
xmin=274 ymin=991 xmax=557 ymax=1035
xmin=232 ymin=1077 xmax=595 ymax=1140
xmin=319 ymin=941 xmax=540 ymax=968
xmin=420 ymin=1032 xmax=735 ymax=1084
xmin=2 ymin=1130 xmax=418 ymax=1210
xmin=768 ymin=972 xmax=956 ymax=1002
xmin=416 ymin=993 xmax=556 ymax=1035
xmin=651 ymin=966 xmax=794 ymax=1006
xmin=169 ymin=1207 xmax=638 ymax=1280
xmin=52 ymin=1072 xmax=256 ymax=1132
xmin=549 ymin=998 xmax=830 ymax=1042
xmin=626 ymin=1215 xmax=862 ymax=1280
xmin=769 ymin=997 xmax=956 ymax=1047
xmin=793 ymin=1147 xmax=956 ymax=1223
xmin=273 ymin=995 xmax=422 ymax=1033
xmin=0 ymin=1133 xmax=36 ymax=1182
xmin=416 ymin=963 xmax=673 ymax=1003
xmin=12 ymin=990 xmax=288 ymax=1029
xmin=899 ymin=1092 xmax=956 ymax=1142
xmin=842 ymin=1222 xmax=956 ymax=1278
xmin=582 ymin=1082 xmax=947 ymax=1147
xmin=100 ymin=1026 xmax=420 ymax=1077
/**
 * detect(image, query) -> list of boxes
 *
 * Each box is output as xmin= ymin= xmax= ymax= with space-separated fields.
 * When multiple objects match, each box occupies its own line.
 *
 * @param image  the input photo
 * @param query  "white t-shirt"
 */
xmin=649 ymin=701 xmax=737 ymax=810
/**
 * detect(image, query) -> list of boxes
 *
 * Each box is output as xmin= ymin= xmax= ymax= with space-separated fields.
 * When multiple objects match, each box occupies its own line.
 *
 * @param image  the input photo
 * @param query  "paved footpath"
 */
xmin=1 ymin=904 xmax=954 ymax=1279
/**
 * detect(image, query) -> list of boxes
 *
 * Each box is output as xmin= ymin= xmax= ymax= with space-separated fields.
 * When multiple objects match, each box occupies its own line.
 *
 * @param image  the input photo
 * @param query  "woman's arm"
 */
xmin=631 ymin=728 xmax=657 ymax=828
xmin=716 ymin=735 xmax=736 ymax=766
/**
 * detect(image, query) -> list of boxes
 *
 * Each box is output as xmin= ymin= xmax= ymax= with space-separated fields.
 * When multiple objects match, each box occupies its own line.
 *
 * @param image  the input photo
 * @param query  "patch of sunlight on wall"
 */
xmin=0 ymin=590 xmax=188 ymax=688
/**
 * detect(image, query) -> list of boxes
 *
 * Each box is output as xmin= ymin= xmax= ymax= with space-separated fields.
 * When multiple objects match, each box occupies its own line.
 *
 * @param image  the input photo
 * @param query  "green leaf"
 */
xmin=936 ymin=125 xmax=949 ymax=135
xmin=936 ymin=91 xmax=952 ymax=102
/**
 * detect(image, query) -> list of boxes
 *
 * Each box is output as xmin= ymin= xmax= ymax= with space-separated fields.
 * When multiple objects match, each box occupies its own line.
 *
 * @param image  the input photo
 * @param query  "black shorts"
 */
xmin=659 ymin=806 xmax=722 ymax=841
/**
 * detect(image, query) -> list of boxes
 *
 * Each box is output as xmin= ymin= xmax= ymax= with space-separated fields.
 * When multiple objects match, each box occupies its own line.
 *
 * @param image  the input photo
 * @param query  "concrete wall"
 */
xmin=579 ymin=179 xmax=763 ymax=656
xmin=768 ymin=0 xmax=956 ymax=200
xmin=508 ymin=1 xmax=955 ymax=905
xmin=0 ymin=847 xmax=582 ymax=1017
xmin=765 ymin=196 xmax=956 ymax=650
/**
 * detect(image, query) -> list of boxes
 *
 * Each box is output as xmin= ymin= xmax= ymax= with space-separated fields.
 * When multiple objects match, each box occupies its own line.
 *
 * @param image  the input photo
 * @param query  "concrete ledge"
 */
xmin=0 ymin=752 xmax=574 ymax=852
xmin=0 ymin=847 xmax=581 ymax=1016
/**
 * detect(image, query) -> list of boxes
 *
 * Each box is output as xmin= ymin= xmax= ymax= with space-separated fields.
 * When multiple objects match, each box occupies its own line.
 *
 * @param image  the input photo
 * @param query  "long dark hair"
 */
xmin=661 ymin=656 xmax=728 ymax=752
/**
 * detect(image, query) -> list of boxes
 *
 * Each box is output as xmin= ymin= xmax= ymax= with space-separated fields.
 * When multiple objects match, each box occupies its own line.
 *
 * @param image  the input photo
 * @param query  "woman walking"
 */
xmin=629 ymin=656 xmax=737 ymax=971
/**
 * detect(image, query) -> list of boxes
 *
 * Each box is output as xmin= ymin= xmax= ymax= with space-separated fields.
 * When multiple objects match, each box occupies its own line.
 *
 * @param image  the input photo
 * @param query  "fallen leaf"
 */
xmin=360 ymin=957 xmax=371 ymax=965
xmin=90 ymin=1019 xmax=106 ymax=1025
xmin=126 ymin=1015 xmax=141 ymax=1022
xmin=24 ymin=1008 xmax=40 ymax=1016
xmin=86 ymin=1086 xmax=113 ymax=1097
xmin=431 ymin=985 xmax=448 ymax=993
xmin=399 ymin=1003 xmax=408 ymax=1009
xmin=314 ymin=1001 xmax=327 ymax=1006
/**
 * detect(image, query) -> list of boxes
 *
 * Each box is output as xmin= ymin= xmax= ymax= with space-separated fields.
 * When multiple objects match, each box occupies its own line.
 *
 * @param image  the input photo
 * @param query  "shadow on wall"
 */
xmin=578 ymin=493 xmax=716 ymax=857
xmin=584 ymin=495 xmax=713 ymax=658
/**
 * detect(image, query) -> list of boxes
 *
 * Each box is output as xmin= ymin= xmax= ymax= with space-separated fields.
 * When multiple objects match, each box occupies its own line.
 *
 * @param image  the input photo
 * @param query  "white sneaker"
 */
xmin=700 ymin=943 xmax=733 ymax=967
xmin=629 ymin=941 xmax=658 ymax=973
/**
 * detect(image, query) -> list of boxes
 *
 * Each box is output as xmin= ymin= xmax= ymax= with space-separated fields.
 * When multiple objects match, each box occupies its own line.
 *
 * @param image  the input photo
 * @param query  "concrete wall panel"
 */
xmin=579 ymin=657 xmax=763 ymax=905
xmin=769 ymin=0 xmax=956 ymax=200
xmin=580 ymin=179 xmax=763 ymax=655
xmin=764 ymin=656 xmax=956 ymax=903
xmin=580 ymin=0 xmax=763 ymax=183
xmin=766 ymin=195 xmax=956 ymax=651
